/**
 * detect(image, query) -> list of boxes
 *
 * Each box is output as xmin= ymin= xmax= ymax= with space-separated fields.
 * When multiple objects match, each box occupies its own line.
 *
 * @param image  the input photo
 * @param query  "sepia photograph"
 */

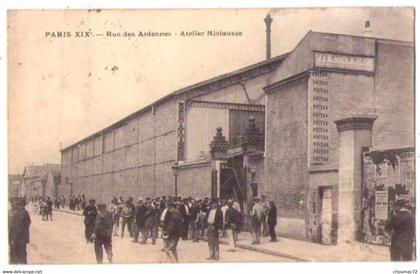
xmin=4 ymin=5 xmax=416 ymax=271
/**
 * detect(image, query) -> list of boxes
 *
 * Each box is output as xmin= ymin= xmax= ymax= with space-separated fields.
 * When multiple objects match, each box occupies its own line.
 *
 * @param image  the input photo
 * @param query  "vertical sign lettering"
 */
xmin=309 ymin=71 xmax=329 ymax=166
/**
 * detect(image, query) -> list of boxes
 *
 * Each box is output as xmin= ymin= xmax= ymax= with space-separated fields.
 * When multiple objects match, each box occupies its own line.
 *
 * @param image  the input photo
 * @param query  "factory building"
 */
xmin=61 ymin=20 xmax=414 ymax=245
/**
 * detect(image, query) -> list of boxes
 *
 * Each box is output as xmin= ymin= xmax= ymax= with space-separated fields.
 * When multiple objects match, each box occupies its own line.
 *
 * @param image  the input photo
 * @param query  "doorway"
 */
xmin=320 ymin=187 xmax=333 ymax=245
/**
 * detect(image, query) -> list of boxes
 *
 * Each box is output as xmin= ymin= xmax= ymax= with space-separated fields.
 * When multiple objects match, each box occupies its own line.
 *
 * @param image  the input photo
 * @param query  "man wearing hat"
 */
xmin=250 ymin=197 xmax=264 ymax=245
xmin=83 ymin=199 xmax=98 ymax=243
xmin=225 ymin=199 xmax=242 ymax=251
xmin=267 ymin=200 xmax=278 ymax=242
xmin=9 ymin=198 xmax=31 ymax=264
xmin=133 ymin=198 xmax=146 ymax=242
xmin=206 ymin=199 xmax=223 ymax=260
xmin=385 ymin=199 xmax=414 ymax=261
xmin=162 ymin=200 xmax=183 ymax=263
xmin=141 ymin=198 xmax=157 ymax=244
xmin=92 ymin=203 xmax=113 ymax=263
xmin=120 ymin=200 xmax=134 ymax=238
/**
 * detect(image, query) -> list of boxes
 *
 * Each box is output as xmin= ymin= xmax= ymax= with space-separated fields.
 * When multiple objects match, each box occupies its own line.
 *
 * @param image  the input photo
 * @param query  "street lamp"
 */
xmin=172 ymin=164 xmax=179 ymax=197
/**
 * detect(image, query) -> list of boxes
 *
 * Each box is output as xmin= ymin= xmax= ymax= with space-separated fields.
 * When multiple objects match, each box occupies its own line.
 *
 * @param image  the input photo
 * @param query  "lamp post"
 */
xmin=172 ymin=164 xmax=179 ymax=197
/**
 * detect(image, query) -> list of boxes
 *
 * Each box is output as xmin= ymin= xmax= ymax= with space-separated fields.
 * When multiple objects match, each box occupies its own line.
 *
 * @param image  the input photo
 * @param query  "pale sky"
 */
xmin=7 ymin=7 xmax=414 ymax=174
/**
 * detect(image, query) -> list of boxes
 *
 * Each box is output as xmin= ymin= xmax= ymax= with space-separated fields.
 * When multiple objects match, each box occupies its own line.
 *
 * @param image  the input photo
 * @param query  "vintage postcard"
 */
xmin=5 ymin=6 xmax=416 ymax=272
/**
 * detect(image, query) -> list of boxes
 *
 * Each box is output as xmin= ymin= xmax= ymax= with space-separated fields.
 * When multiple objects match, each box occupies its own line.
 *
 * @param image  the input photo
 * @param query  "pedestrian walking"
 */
xmin=92 ymin=203 xmax=113 ymax=264
xmin=198 ymin=198 xmax=210 ymax=240
xmin=127 ymin=197 xmax=136 ymax=238
xmin=141 ymin=198 xmax=157 ymax=244
xmin=120 ymin=200 xmax=134 ymax=239
xmin=133 ymin=198 xmax=146 ymax=242
xmin=261 ymin=195 xmax=269 ymax=237
xmin=46 ymin=197 xmax=53 ymax=221
xmin=385 ymin=199 xmax=415 ymax=261
xmin=109 ymin=197 xmax=120 ymax=236
xmin=162 ymin=201 xmax=183 ymax=263
xmin=83 ymin=199 xmax=98 ymax=243
xmin=190 ymin=199 xmax=200 ymax=242
xmin=9 ymin=198 xmax=31 ymax=264
xmin=251 ymin=197 xmax=264 ymax=245
xmin=221 ymin=199 xmax=229 ymax=238
xmin=225 ymin=199 xmax=242 ymax=251
xmin=206 ymin=199 xmax=223 ymax=261
xmin=267 ymin=200 xmax=277 ymax=242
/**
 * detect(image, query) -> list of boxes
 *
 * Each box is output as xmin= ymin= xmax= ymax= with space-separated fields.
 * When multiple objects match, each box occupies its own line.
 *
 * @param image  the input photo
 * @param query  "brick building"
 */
xmin=60 ymin=30 xmax=414 ymax=245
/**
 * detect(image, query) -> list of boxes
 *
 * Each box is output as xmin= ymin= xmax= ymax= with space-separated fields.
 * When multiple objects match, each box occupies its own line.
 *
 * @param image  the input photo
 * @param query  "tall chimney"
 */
xmin=264 ymin=14 xmax=273 ymax=60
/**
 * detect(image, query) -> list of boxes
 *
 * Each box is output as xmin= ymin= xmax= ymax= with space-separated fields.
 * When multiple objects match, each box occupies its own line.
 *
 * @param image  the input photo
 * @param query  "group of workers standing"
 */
xmin=82 ymin=194 xmax=277 ymax=263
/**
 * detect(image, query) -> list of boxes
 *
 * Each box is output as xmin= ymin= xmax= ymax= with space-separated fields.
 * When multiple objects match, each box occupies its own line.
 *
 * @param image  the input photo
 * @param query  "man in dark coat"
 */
xmin=134 ymin=198 xmax=146 ymax=242
xmin=385 ymin=200 xmax=415 ymax=261
xmin=127 ymin=197 xmax=135 ymax=238
xmin=83 ymin=199 xmax=98 ymax=243
xmin=9 ymin=198 xmax=31 ymax=264
xmin=178 ymin=199 xmax=189 ymax=240
xmin=92 ymin=203 xmax=113 ymax=263
xmin=46 ymin=197 xmax=53 ymax=221
xmin=162 ymin=201 xmax=183 ymax=263
xmin=189 ymin=199 xmax=200 ymax=242
xmin=267 ymin=200 xmax=277 ymax=242
xmin=206 ymin=199 xmax=223 ymax=260
xmin=225 ymin=199 xmax=242 ymax=250
xmin=141 ymin=198 xmax=157 ymax=244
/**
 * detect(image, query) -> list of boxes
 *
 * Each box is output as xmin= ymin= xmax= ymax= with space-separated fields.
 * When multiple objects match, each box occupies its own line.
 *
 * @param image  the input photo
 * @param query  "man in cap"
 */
xmin=225 ymin=199 xmax=242 ymax=251
xmin=267 ymin=200 xmax=278 ymax=242
xmin=250 ymin=197 xmax=264 ymax=245
xmin=141 ymin=198 xmax=157 ymax=244
xmin=206 ymin=199 xmax=223 ymax=260
xmin=120 ymin=200 xmax=134 ymax=238
xmin=162 ymin=200 xmax=183 ymax=263
xmin=9 ymin=198 xmax=31 ymax=264
xmin=179 ymin=198 xmax=190 ymax=240
xmin=189 ymin=199 xmax=200 ymax=242
xmin=133 ymin=197 xmax=146 ymax=242
xmin=261 ymin=195 xmax=269 ymax=237
xmin=83 ymin=199 xmax=98 ymax=243
xmin=385 ymin=199 xmax=415 ymax=261
xmin=92 ymin=203 xmax=113 ymax=263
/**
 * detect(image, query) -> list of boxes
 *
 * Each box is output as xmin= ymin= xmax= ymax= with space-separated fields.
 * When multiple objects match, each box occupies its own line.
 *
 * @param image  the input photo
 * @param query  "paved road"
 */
xmin=27 ymin=210 xmax=292 ymax=264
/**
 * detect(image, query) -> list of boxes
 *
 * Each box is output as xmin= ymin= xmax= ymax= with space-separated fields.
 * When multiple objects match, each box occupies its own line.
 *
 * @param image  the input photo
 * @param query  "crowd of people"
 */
xmin=81 ymin=195 xmax=278 ymax=263
xmin=8 ymin=192 xmax=415 ymax=264
xmin=30 ymin=196 xmax=54 ymax=221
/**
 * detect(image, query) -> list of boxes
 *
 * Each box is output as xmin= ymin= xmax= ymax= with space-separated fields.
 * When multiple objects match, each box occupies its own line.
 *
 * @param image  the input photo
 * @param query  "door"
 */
xmin=320 ymin=187 xmax=333 ymax=245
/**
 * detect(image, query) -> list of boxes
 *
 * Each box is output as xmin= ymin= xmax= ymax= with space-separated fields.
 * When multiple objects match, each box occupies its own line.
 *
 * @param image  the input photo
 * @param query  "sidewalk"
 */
xmin=55 ymin=208 xmax=390 ymax=262
xmin=222 ymin=232 xmax=390 ymax=262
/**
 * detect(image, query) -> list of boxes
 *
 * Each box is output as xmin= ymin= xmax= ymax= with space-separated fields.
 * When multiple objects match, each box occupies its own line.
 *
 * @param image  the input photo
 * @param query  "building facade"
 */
xmin=60 ymin=56 xmax=286 ymax=204
xmin=60 ymin=31 xmax=414 ymax=245
xmin=263 ymin=32 xmax=414 ymax=243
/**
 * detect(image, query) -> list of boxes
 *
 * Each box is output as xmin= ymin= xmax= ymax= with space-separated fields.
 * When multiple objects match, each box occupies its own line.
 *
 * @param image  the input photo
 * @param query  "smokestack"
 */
xmin=264 ymin=14 xmax=273 ymax=60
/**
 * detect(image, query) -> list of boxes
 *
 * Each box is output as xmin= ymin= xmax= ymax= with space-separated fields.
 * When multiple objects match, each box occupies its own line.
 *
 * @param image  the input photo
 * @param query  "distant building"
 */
xmin=22 ymin=164 xmax=61 ymax=200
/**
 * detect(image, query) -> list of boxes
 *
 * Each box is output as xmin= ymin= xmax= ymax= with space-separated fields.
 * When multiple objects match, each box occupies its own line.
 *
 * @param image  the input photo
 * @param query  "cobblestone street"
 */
xmin=27 ymin=209 xmax=292 ymax=264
